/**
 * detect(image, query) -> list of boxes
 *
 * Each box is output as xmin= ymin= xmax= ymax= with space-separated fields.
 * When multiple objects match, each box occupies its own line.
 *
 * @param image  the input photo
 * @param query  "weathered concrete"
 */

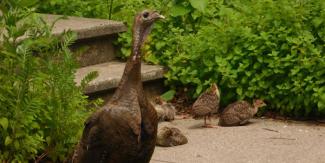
xmin=75 ymin=61 xmax=165 ymax=94
xmin=151 ymin=118 xmax=325 ymax=163
xmin=42 ymin=14 xmax=127 ymax=67
xmin=70 ymin=35 xmax=119 ymax=67
xmin=41 ymin=14 xmax=127 ymax=40
xmin=6 ymin=14 xmax=126 ymax=66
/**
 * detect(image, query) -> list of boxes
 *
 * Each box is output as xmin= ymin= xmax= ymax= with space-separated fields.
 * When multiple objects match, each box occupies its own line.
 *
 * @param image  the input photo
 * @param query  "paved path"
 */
xmin=151 ymin=118 xmax=325 ymax=163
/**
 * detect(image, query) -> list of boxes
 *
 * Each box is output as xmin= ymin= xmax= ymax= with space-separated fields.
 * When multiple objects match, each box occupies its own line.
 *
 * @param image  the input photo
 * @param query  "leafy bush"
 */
xmin=37 ymin=0 xmax=325 ymax=117
xmin=164 ymin=0 xmax=325 ymax=117
xmin=114 ymin=0 xmax=325 ymax=117
xmin=0 ymin=1 xmax=92 ymax=162
xmin=36 ymin=0 xmax=110 ymax=18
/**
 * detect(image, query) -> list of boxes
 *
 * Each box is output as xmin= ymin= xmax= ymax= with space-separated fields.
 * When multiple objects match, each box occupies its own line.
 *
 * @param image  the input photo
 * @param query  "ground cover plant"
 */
xmin=0 ymin=0 xmax=95 ymax=162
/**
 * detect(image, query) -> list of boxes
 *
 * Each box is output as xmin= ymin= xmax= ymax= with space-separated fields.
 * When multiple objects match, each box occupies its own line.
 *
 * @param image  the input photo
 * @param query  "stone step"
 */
xmin=43 ymin=14 xmax=167 ymax=98
xmin=74 ymin=61 xmax=165 ymax=94
xmin=42 ymin=14 xmax=127 ymax=67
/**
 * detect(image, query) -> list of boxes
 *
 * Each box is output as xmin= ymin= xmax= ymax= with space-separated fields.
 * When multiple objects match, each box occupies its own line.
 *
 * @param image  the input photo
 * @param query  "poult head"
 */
xmin=253 ymin=99 xmax=267 ymax=109
xmin=210 ymin=83 xmax=220 ymax=98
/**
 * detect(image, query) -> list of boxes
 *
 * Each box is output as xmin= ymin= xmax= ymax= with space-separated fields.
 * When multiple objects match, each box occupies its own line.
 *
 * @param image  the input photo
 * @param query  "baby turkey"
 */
xmin=192 ymin=83 xmax=220 ymax=128
xmin=218 ymin=99 xmax=266 ymax=126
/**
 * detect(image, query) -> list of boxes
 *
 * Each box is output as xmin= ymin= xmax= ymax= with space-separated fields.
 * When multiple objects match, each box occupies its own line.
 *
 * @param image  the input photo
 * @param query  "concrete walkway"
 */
xmin=151 ymin=118 xmax=325 ymax=163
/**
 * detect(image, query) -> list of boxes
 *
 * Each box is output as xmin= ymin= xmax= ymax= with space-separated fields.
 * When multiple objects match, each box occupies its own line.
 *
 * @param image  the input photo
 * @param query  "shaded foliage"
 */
xmin=37 ymin=0 xmax=325 ymax=118
xmin=0 ymin=1 xmax=95 ymax=162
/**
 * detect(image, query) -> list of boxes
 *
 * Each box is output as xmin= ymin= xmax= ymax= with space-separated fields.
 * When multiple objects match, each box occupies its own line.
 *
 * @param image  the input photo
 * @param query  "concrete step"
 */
xmin=42 ymin=14 xmax=127 ymax=67
xmin=42 ymin=14 xmax=166 ymax=99
xmin=74 ymin=61 xmax=166 ymax=94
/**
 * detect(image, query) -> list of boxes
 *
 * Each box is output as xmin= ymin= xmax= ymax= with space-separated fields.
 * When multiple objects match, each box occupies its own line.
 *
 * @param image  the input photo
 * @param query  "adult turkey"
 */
xmin=218 ymin=99 xmax=266 ymax=126
xmin=192 ymin=83 xmax=220 ymax=128
xmin=71 ymin=10 xmax=165 ymax=163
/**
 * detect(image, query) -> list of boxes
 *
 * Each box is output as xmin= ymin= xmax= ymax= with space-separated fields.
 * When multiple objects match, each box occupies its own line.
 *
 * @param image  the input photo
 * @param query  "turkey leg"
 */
xmin=202 ymin=115 xmax=218 ymax=128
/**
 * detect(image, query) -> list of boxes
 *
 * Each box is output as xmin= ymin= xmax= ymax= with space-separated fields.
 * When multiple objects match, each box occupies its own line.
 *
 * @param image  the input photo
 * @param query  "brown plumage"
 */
xmin=192 ymin=83 xmax=220 ymax=128
xmin=218 ymin=99 xmax=266 ymax=126
xmin=153 ymin=97 xmax=176 ymax=122
xmin=71 ymin=10 xmax=164 ymax=163
xmin=156 ymin=126 xmax=188 ymax=147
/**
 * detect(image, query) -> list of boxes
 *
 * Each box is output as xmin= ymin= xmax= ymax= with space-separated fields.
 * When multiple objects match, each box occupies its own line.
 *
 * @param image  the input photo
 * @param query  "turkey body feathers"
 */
xmin=71 ymin=10 xmax=162 ymax=163
xmin=192 ymin=91 xmax=219 ymax=117
xmin=218 ymin=101 xmax=253 ymax=126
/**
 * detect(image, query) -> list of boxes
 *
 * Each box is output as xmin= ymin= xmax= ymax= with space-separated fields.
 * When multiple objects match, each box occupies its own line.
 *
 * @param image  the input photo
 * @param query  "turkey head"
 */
xmin=132 ymin=10 xmax=165 ymax=60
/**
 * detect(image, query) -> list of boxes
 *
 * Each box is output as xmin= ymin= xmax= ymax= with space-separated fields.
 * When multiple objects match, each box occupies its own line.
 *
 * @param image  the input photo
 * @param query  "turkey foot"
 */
xmin=202 ymin=116 xmax=217 ymax=128
xmin=175 ymin=114 xmax=191 ymax=120
xmin=202 ymin=124 xmax=218 ymax=128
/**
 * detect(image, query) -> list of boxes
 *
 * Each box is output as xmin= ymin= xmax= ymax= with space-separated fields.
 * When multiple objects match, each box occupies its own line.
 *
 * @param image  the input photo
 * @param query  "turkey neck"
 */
xmin=111 ymin=22 xmax=148 ymax=100
xmin=252 ymin=104 xmax=258 ymax=114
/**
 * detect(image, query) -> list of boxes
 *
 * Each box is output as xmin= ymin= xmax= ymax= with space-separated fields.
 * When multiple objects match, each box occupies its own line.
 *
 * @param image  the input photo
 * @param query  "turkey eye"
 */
xmin=143 ymin=12 xmax=149 ymax=18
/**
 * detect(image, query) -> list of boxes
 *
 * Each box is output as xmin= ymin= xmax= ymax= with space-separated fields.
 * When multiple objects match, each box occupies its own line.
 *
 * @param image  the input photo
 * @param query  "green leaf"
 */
xmin=0 ymin=117 xmax=9 ymax=130
xmin=5 ymin=136 xmax=12 ymax=146
xmin=170 ymin=5 xmax=191 ymax=17
xmin=196 ymin=84 xmax=203 ymax=95
xmin=80 ymin=71 xmax=99 ymax=89
xmin=312 ymin=17 xmax=323 ymax=28
xmin=14 ymin=140 xmax=20 ymax=149
xmin=189 ymin=0 xmax=208 ymax=13
xmin=112 ymin=4 xmax=124 ymax=14
xmin=236 ymin=87 xmax=243 ymax=95
xmin=161 ymin=90 xmax=176 ymax=101
xmin=19 ymin=0 xmax=38 ymax=7
xmin=318 ymin=93 xmax=325 ymax=110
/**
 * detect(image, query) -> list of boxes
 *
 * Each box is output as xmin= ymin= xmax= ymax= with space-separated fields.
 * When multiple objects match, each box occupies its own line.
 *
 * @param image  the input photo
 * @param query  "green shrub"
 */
xmin=36 ymin=0 xmax=109 ymax=18
xmin=37 ymin=0 xmax=325 ymax=117
xmin=164 ymin=0 xmax=325 ymax=117
xmin=0 ymin=1 xmax=92 ymax=162
xmin=116 ymin=0 xmax=325 ymax=117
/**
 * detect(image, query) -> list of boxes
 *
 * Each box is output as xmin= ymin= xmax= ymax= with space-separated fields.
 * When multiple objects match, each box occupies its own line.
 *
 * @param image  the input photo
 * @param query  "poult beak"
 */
xmin=158 ymin=14 xmax=165 ymax=19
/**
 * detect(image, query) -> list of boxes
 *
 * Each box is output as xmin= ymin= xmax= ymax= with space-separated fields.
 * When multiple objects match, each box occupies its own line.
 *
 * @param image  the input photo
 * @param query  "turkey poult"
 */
xmin=153 ymin=97 xmax=176 ymax=122
xmin=71 ymin=10 xmax=164 ymax=163
xmin=156 ymin=126 xmax=188 ymax=147
xmin=218 ymin=99 xmax=266 ymax=126
xmin=192 ymin=83 xmax=220 ymax=128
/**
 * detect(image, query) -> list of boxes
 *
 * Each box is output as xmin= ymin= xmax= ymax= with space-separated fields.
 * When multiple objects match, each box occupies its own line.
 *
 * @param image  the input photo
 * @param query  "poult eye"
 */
xmin=142 ymin=12 xmax=149 ymax=18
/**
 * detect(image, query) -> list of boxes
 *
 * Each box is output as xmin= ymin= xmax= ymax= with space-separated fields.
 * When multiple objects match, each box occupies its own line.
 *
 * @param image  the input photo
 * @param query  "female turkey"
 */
xmin=71 ymin=10 xmax=164 ymax=163
xmin=192 ymin=83 xmax=220 ymax=128
xmin=218 ymin=99 xmax=266 ymax=126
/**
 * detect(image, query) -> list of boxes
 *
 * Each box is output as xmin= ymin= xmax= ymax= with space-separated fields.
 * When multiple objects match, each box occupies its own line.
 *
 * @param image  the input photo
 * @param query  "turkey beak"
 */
xmin=152 ymin=11 xmax=165 ymax=20
xmin=158 ymin=15 xmax=165 ymax=19
xmin=215 ymin=86 xmax=220 ymax=99
xmin=261 ymin=102 xmax=267 ymax=107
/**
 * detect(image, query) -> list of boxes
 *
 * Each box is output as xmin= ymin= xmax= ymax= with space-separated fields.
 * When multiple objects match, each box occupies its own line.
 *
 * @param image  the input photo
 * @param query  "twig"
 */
xmin=268 ymin=137 xmax=296 ymax=141
xmin=262 ymin=128 xmax=279 ymax=133
xmin=34 ymin=149 xmax=50 ymax=163
xmin=108 ymin=0 xmax=114 ymax=19
xmin=151 ymin=159 xmax=177 ymax=163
